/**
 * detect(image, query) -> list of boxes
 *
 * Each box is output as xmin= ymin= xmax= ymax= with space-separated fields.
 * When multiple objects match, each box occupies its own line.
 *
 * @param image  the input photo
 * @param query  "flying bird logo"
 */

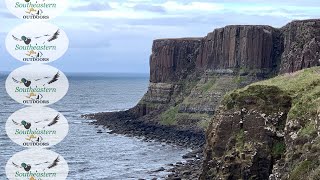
xmin=12 ymin=114 xmax=60 ymax=130
xmin=12 ymin=71 xmax=60 ymax=87
xmin=34 ymin=114 xmax=60 ymax=129
xmin=45 ymin=156 xmax=60 ymax=171
xmin=12 ymin=29 xmax=60 ymax=45
xmin=12 ymin=156 xmax=60 ymax=173
xmin=6 ymin=22 xmax=69 ymax=63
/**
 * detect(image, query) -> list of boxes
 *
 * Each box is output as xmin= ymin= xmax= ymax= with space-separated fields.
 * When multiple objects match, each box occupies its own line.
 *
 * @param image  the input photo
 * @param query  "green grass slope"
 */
xmin=223 ymin=67 xmax=320 ymax=179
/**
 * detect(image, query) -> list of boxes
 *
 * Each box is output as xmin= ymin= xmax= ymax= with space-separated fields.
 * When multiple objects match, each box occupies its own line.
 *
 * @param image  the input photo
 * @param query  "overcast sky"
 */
xmin=0 ymin=0 xmax=319 ymax=73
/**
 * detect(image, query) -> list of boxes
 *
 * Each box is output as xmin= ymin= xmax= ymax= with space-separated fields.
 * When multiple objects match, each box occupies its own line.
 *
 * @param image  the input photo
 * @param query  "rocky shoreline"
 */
xmin=167 ymin=149 xmax=203 ymax=180
xmin=82 ymin=110 xmax=205 ymax=179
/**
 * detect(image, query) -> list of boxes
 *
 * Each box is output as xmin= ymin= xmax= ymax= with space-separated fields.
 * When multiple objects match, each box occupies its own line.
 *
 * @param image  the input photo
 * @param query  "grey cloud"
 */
xmin=133 ymin=4 xmax=167 ymax=13
xmin=124 ymin=13 xmax=287 ymax=27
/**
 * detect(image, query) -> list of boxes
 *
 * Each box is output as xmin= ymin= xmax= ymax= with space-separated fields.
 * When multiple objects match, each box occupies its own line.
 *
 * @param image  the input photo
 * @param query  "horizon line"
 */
xmin=0 ymin=71 xmax=150 ymax=76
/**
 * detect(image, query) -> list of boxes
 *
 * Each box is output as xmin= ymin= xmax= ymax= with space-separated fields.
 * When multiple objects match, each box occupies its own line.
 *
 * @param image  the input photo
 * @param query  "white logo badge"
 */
xmin=6 ymin=22 xmax=69 ymax=63
xmin=6 ymin=64 xmax=69 ymax=106
xmin=5 ymin=0 xmax=68 ymax=20
xmin=6 ymin=107 xmax=69 ymax=148
xmin=6 ymin=149 xmax=69 ymax=180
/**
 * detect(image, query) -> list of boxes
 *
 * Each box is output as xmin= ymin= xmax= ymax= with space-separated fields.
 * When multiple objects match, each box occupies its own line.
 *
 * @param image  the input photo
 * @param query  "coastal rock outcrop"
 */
xmin=280 ymin=19 xmax=320 ymax=73
xmin=201 ymin=67 xmax=320 ymax=180
xmin=201 ymin=85 xmax=292 ymax=179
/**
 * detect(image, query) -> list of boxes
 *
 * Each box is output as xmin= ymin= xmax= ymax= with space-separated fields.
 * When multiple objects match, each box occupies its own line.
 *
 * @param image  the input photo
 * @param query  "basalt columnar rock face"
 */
xmin=135 ymin=19 xmax=319 ymax=132
xmin=280 ymin=19 xmax=320 ymax=73
xmin=150 ymin=38 xmax=202 ymax=83
xmin=196 ymin=25 xmax=281 ymax=72
xmin=150 ymin=26 xmax=282 ymax=84
xmin=138 ymin=26 xmax=280 ymax=121
xmin=134 ymin=38 xmax=202 ymax=117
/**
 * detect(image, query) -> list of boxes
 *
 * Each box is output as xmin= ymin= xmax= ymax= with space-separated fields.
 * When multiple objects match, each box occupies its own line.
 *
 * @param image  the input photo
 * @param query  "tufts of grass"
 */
xmin=176 ymin=113 xmax=212 ymax=130
xmin=197 ymin=119 xmax=211 ymax=130
xmin=233 ymin=76 xmax=246 ymax=84
xmin=160 ymin=106 xmax=179 ymax=125
xmin=235 ymin=129 xmax=245 ymax=151
xmin=223 ymin=85 xmax=292 ymax=113
xmin=255 ymin=67 xmax=320 ymax=126
xmin=223 ymin=67 xmax=320 ymax=125
xmin=300 ymin=121 xmax=317 ymax=137
xmin=200 ymin=78 xmax=217 ymax=92
xmin=180 ymin=79 xmax=199 ymax=95
xmin=290 ymin=160 xmax=316 ymax=180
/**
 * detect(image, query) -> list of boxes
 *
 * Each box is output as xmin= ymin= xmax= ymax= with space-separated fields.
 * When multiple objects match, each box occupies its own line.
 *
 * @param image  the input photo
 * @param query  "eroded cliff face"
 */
xmin=134 ymin=19 xmax=319 ymax=133
xmin=201 ymin=85 xmax=292 ymax=179
xmin=196 ymin=25 xmax=281 ymax=73
xmin=150 ymin=38 xmax=201 ymax=83
xmin=280 ymin=19 xmax=320 ymax=73
xmin=133 ymin=38 xmax=202 ymax=118
xmin=136 ymin=26 xmax=281 ymax=122
xmin=201 ymin=68 xmax=320 ymax=180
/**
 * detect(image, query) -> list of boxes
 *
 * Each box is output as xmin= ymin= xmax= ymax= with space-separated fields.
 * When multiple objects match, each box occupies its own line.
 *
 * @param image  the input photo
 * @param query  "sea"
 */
xmin=0 ymin=73 xmax=190 ymax=180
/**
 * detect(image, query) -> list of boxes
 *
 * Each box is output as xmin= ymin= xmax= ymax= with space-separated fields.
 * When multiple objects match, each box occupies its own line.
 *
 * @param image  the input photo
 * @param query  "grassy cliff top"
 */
xmin=221 ymin=67 xmax=320 ymax=180
xmin=224 ymin=67 xmax=320 ymax=123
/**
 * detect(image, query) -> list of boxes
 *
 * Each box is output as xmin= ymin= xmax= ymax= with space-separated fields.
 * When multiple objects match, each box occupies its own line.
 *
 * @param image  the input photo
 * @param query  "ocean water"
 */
xmin=0 ymin=73 xmax=189 ymax=180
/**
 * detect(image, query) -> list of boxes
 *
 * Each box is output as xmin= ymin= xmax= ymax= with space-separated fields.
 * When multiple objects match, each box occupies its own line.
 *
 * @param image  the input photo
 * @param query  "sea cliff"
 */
xmin=86 ymin=19 xmax=320 ymax=179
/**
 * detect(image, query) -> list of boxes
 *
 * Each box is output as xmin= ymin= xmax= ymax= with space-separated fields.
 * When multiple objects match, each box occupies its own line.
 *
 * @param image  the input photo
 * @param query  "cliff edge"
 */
xmin=89 ymin=19 xmax=320 ymax=180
